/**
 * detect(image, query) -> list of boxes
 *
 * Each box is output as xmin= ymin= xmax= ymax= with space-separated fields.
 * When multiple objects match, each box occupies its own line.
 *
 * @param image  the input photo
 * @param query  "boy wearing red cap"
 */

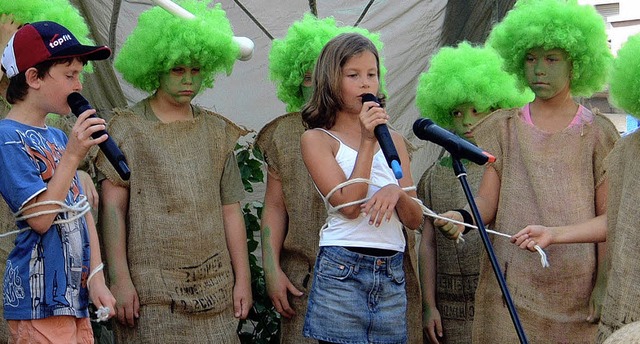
xmin=0 ymin=21 xmax=115 ymax=342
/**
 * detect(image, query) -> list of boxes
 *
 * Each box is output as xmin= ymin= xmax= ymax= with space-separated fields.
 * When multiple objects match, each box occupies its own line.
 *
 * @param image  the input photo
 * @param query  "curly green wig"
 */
xmin=610 ymin=34 xmax=640 ymax=119
xmin=115 ymin=0 xmax=238 ymax=93
xmin=416 ymin=42 xmax=533 ymax=128
xmin=487 ymin=0 xmax=612 ymax=97
xmin=269 ymin=13 xmax=386 ymax=112
xmin=1 ymin=0 xmax=96 ymax=72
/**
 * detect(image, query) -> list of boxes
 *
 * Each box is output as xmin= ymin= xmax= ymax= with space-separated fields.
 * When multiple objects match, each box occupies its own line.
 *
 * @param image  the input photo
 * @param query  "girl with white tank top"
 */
xmin=299 ymin=33 xmax=423 ymax=344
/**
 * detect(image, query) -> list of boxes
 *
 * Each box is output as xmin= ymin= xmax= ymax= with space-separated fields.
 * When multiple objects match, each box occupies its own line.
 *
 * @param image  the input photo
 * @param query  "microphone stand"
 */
xmin=451 ymin=156 xmax=528 ymax=344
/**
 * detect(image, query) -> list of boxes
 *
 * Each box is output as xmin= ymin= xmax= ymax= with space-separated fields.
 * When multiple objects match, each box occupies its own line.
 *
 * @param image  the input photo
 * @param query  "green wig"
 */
xmin=487 ymin=0 xmax=612 ymax=97
xmin=610 ymin=34 xmax=640 ymax=119
xmin=115 ymin=0 xmax=239 ymax=93
xmin=416 ymin=42 xmax=533 ymax=128
xmin=269 ymin=13 xmax=386 ymax=112
xmin=1 ymin=0 xmax=96 ymax=72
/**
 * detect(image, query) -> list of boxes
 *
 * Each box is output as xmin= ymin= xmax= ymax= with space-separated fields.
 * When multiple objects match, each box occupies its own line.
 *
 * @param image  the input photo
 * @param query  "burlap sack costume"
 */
xmin=417 ymin=156 xmax=484 ymax=344
xmin=596 ymin=130 xmax=640 ymax=343
xmin=256 ymin=113 xmax=422 ymax=343
xmin=471 ymin=107 xmax=618 ymax=343
xmin=96 ymin=98 xmax=247 ymax=343
xmin=602 ymin=321 xmax=640 ymax=344
xmin=255 ymin=113 xmax=324 ymax=344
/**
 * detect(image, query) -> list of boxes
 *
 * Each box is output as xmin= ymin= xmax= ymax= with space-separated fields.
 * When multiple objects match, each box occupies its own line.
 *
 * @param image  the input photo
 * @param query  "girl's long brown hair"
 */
xmin=301 ymin=33 xmax=383 ymax=130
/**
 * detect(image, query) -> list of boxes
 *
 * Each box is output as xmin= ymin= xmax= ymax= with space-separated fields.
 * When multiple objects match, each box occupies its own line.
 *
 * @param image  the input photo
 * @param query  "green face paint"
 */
xmin=301 ymin=85 xmax=313 ymax=103
xmin=158 ymin=66 xmax=204 ymax=104
xmin=451 ymin=103 xmax=491 ymax=144
xmin=524 ymin=47 xmax=572 ymax=100
xmin=300 ymin=70 xmax=314 ymax=104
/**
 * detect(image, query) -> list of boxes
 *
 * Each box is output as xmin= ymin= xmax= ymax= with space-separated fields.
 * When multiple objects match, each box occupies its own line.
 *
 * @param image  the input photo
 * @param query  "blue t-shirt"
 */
xmin=0 ymin=119 xmax=90 ymax=320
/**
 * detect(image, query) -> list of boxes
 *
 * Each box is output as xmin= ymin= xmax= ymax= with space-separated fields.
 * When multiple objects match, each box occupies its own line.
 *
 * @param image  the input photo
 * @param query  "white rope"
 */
xmin=93 ymin=306 xmax=110 ymax=322
xmin=321 ymin=178 xmax=550 ymax=268
xmin=420 ymin=205 xmax=550 ymax=268
xmin=0 ymin=195 xmax=91 ymax=238
xmin=87 ymin=262 xmax=104 ymax=289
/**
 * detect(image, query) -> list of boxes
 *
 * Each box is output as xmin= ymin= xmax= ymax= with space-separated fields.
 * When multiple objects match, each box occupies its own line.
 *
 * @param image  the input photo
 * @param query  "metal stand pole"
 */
xmin=451 ymin=156 xmax=528 ymax=344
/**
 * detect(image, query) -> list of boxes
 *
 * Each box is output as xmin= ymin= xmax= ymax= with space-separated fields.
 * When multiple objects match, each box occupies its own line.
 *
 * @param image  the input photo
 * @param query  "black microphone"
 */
xmin=67 ymin=92 xmax=131 ymax=181
xmin=413 ymin=118 xmax=495 ymax=165
xmin=361 ymin=93 xmax=403 ymax=179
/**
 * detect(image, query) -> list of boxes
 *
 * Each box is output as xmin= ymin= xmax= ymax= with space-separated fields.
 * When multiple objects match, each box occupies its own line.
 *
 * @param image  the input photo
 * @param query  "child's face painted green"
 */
xmin=158 ymin=66 xmax=203 ymax=103
xmin=301 ymin=70 xmax=313 ymax=102
xmin=524 ymin=47 xmax=572 ymax=100
xmin=451 ymin=103 xmax=491 ymax=144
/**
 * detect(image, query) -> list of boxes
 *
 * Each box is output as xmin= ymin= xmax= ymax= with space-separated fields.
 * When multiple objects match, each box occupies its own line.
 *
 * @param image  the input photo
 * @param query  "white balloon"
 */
xmin=233 ymin=36 xmax=255 ymax=61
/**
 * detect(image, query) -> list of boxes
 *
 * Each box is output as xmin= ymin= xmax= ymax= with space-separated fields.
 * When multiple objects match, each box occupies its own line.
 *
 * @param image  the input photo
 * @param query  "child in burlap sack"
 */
xmin=415 ymin=41 xmax=531 ymax=344
xmin=258 ymin=14 xmax=423 ymax=344
xmin=300 ymin=32 xmax=423 ymax=344
xmin=434 ymin=0 xmax=619 ymax=342
xmin=96 ymin=1 xmax=252 ymax=343
xmin=512 ymin=32 xmax=640 ymax=344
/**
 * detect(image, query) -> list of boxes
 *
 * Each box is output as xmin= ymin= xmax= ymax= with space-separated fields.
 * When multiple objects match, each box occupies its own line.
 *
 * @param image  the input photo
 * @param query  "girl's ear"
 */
xmin=24 ymin=68 xmax=41 ymax=90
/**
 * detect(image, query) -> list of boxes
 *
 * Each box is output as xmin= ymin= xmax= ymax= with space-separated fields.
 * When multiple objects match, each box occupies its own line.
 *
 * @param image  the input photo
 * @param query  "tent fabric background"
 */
xmin=69 ymin=0 xmax=517 ymax=181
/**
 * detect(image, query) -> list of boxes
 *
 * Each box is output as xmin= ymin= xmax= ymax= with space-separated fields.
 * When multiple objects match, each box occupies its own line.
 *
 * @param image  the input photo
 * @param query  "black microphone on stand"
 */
xmin=413 ymin=118 xmax=495 ymax=165
xmin=67 ymin=92 xmax=131 ymax=181
xmin=361 ymin=93 xmax=403 ymax=179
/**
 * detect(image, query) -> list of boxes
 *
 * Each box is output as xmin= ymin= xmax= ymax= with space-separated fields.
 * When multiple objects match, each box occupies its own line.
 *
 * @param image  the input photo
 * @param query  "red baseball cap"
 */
xmin=1 ymin=21 xmax=111 ymax=78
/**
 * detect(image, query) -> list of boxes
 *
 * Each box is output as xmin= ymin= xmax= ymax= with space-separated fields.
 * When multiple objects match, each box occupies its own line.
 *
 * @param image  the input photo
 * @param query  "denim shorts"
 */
xmin=303 ymin=246 xmax=407 ymax=344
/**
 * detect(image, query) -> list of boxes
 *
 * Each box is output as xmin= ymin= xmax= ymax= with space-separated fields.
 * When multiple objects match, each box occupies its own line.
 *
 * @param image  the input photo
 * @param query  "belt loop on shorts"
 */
xmin=353 ymin=254 xmax=361 ymax=274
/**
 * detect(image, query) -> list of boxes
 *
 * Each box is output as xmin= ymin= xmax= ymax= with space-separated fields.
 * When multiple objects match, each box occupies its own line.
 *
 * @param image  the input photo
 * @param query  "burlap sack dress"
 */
xmin=417 ymin=156 xmax=485 ymax=344
xmin=471 ymin=107 xmax=618 ymax=343
xmin=596 ymin=130 xmax=640 ymax=343
xmin=96 ymin=98 xmax=247 ymax=343
xmin=256 ymin=113 xmax=423 ymax=343
xmin=255 ymin=113 xmax=325 ymax=344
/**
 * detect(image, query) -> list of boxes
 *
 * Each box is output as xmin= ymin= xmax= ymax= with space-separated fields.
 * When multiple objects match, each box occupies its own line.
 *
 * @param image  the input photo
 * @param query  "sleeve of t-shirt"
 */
xmin=220 ymin=152 xmax=245 ymax=205
xmin=0 ymin=132 xmax=50 ymax=213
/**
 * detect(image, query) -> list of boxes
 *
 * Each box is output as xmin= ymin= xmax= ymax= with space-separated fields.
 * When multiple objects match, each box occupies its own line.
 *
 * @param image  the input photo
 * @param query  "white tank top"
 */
xmin=315 ymin=129 xmax=406 ymax=252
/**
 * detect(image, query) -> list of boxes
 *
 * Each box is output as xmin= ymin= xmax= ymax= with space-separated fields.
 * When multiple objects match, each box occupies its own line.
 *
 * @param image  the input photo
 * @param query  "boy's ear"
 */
xmin=24 ymin=68 xmax=42 ymax=90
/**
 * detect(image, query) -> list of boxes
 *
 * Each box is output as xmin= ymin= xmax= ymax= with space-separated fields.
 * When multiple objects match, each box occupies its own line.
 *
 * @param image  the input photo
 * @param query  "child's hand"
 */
xmin=511 ymin=225 xmax=552 ymax=251
xmin=67 ymin=109 xmax=108 ymax=161
xmin=88 ymin=280 xmax=117 ymax=321
xmin=433 ymin=211 xmax=465 ymax=240
xmin=233 ymin=279 xmax=253 ymax=320
xmin=110 ymin=278 xmax=140 ymax=327
xmin=422 ymin=303 xmax=443 ymax=344
xmin=265 ymin=267 xmax=303 ymax=319
xmin=361 ymin=184 xmax=402 ymax=227
xmin=359 ymin=101 xmax=388 ymax=141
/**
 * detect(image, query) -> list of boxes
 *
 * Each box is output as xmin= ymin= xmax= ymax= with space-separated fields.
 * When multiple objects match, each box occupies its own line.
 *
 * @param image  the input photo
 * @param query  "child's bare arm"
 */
xmin=100 ymin=179 xmax=139 ymax=326
xmin=223 ymin=202 xmax=252 ymax=319
xmin=418 ymin=221 xmax=443 ymax=343
xmin=85 ymin=210 xmax=116 ymax=320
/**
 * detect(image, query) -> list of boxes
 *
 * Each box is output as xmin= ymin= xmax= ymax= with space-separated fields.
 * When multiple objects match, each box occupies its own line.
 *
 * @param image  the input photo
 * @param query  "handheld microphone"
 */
xmin=67 ymin=92 xmax=131 ymax=181
xmin=413 ymin=118 xmax=496 ymax=165
xmin=361 ymin=93 xmax=403 ymax=179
